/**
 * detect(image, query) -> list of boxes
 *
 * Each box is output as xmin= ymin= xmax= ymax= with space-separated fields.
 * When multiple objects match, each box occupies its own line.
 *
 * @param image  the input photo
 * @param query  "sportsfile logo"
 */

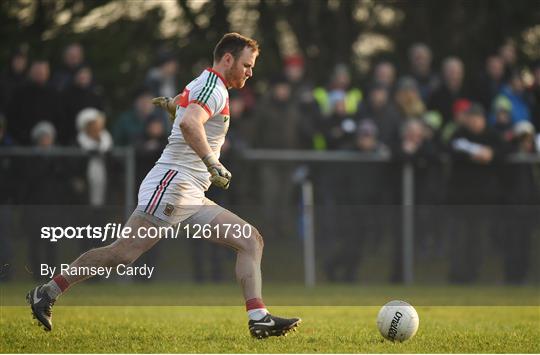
xmin=40 ymin=223 xmax=252 ymax=242
xmin=387 ymin=311 xmax=403 ymax=341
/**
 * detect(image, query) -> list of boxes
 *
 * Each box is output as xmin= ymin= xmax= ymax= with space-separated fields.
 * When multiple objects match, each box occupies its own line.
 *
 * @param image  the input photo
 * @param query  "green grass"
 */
xmin=1 ymin=283 xmax=539 ymax=353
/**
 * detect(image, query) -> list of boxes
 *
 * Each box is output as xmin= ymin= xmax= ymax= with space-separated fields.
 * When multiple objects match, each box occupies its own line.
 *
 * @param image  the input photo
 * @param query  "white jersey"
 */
xmin=157 ymin=68 xmax=230 ymax=191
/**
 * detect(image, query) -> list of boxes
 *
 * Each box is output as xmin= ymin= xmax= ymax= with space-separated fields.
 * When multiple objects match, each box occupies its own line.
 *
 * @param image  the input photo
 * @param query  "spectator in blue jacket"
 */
xmin=494 ymin=71 xmax=531 ymax=125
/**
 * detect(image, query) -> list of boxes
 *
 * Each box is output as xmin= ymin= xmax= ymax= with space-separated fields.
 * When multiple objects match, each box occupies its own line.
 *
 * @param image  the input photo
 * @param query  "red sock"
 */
xmin=246 ymin=298 xmax=266 ymax=311
xmin=53 ymin=274 xmax=70 ymax=292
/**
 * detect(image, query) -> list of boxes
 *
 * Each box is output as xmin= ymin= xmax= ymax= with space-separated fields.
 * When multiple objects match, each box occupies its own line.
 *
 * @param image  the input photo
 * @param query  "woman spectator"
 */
xmin=76 ymin=108 xmax=113 ymax=207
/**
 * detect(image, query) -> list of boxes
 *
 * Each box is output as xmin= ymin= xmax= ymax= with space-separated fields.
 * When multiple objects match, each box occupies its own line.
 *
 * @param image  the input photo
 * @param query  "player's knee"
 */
xmin=245 ymin=226 xmax=264 ymax=253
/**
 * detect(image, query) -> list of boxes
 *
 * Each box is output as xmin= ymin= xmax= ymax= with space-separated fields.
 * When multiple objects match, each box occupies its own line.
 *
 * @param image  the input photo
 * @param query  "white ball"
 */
xmin=376 ymin=300 xmax=419 ymax=342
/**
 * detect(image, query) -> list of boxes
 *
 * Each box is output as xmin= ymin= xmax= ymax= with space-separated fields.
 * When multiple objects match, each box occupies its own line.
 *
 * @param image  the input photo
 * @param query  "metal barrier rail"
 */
xmin=0 ymin=147 xmax=136 ymax=220
xmin=2 ymin=147 xmax=540 ymax=285
xmin=239 ymin=149 xmax=540 ymax=286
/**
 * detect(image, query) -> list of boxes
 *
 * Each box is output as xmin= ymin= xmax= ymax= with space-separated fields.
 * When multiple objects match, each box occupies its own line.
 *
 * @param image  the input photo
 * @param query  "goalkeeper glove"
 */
xmin=151 ymin=96 xmax=176 ymax=122
xmin=202 ymin=153 xmax=231 ymax=190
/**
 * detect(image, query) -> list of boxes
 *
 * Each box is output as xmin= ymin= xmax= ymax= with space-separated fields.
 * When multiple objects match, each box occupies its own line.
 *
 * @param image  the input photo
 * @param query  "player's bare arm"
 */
xmin=179 ymin=103 xmax=213 ymax=157
xmin=180 ymin=103 xmax=232 ymax=189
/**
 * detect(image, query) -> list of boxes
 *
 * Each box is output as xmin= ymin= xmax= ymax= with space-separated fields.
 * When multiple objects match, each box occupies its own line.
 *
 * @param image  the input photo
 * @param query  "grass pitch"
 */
xmin=1 ymin=283 xmax=539 ymax=353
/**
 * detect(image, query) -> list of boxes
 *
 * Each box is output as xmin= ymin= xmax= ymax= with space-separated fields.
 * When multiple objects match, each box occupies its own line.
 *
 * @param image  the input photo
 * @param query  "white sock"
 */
xmin=43 ymin=280 xmax=62 ymax=299
xmin=248 ymin=308 xmax=269 ymax=321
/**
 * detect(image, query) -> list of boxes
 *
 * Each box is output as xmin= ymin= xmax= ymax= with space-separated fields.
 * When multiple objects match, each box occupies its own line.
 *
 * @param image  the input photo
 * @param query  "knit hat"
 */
xmin=76 ymin=107 xmax=105 ymax=132
xmin=31 ymin=121 xmax=56 ymax=142
xmin=493 ymin=95 xmax=512 ymax=113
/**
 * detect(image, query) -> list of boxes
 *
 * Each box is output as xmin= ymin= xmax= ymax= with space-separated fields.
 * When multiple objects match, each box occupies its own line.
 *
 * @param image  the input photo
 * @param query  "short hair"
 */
xmin=213 ymin=33 xmax=259 ymax=63
xmin=408 ymin=42 xmax=431 ymax=60
xmin=442 ymin=56 xmax=463 ymax=73
xmin=465 ymin=103 xmax=485 ymax=117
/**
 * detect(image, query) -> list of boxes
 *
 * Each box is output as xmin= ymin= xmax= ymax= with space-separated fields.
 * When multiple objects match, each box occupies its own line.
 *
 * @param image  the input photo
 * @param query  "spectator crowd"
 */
xmin=1 ymin=39 xmax=539 ymax=285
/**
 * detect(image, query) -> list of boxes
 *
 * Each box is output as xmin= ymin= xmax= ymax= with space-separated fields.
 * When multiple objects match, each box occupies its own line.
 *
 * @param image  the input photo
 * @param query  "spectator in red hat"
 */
xmin=283 ymin=54 xmax=313 ymax=103
xmin=440 ymin=98 xmax=471 ymax=145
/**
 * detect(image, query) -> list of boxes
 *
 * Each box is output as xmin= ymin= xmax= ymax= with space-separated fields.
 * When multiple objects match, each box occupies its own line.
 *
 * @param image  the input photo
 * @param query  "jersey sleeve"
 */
xmin=188 ymin=82 xmax=226 ymax=117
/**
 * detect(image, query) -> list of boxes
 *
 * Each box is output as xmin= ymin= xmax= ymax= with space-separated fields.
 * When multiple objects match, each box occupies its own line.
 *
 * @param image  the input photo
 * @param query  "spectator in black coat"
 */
xmin=391 ymin=119 xmax=441 ymax=282
xmin=498 ymin=40 xmax=518 ymax=82
xmin=474 ymin=55 xmax=505 ymax=111
xmin=0 ymin=113 xmax=15 ymax=147
xmin=372 ymin=60 xmax=397 ymax=92
xmin=23 ymin=121 xmax=63 ymax=279
xmin=51 ymin=43 xmax=85 ymax=91
xmin=357 ymin=83 xmax=401 ymax=147
xmin=496 ymin=121 xmax=539 ymax=284
xmin=407 ymin=43 xmax=439 ymax=102
xmin=447 ymin=104 xmax=507 ymax=283
xmin=135 ymin=115 xmax=169 ymax=183
xmin=254 ymin=76 xmax=302 ymax=238
xmin=428 ymin=57 xmax=467 ymax=124
xmin=0 ymin=114 xmax=16 ymax=280
xmin=7 ymin=60 xmax=63 ymax=145
xmin=0 ymin=46 xmax=28 ymax=114
xmin=324 ymin=120 xmax=390 ymax=282
xmin=527 ymin=60 xmax=540 ymax=132
xmin=144 ymin=50 xmax=179 ymax=99
xmin=448 ymin=104 xmax=505 ymax=202
xmin=61 ymin=65 xmax=104 ymax=145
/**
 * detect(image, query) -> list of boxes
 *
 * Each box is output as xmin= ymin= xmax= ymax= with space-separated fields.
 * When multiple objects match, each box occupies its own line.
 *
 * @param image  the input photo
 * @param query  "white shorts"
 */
xmin=136 ymin=163 xmax=225 ymax=226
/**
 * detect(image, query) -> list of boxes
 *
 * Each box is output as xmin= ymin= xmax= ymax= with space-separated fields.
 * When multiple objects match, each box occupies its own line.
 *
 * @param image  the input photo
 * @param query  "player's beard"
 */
xmin=226 ymin=65 xmax=247 ymax=89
